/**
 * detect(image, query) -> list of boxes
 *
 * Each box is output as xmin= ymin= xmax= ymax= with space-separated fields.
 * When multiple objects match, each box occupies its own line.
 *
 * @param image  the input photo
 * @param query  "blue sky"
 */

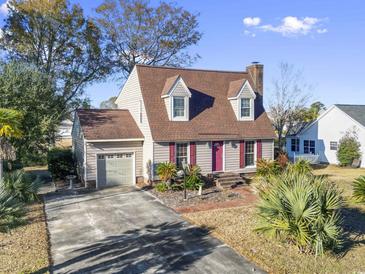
xmin=1 ymin=0 xmax=364 ymax=108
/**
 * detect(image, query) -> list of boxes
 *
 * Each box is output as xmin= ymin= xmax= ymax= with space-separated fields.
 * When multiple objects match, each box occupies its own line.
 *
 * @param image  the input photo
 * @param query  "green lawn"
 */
xmin=183 ymin=165 xmax=365 ymax=274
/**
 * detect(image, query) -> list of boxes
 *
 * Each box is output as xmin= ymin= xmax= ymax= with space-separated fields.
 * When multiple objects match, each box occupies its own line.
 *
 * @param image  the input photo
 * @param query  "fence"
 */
xmin=293 ymin=153 xmax=320 ymax=164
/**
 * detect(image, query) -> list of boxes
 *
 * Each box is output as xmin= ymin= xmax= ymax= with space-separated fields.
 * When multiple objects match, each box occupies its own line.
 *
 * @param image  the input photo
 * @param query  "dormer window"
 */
xmin=227 ymin=79 xmax=256 ymax=121
xmin=173 ymin=96 xmax=185 ymax=118
xmin=240 ymin=98 xmax=251 ymax=118
xmin=161 ymin=75 xmax=191 ymax=121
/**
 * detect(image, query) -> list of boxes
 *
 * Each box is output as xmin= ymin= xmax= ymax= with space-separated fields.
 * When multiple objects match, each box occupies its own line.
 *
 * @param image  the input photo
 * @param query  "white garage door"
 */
xmin=97 ymin=153 xmax=134 ymax=188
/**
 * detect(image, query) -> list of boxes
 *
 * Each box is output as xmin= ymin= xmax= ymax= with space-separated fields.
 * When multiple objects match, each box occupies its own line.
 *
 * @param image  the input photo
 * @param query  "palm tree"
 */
xmin=0 ymin=109 xmax=23 ymax=180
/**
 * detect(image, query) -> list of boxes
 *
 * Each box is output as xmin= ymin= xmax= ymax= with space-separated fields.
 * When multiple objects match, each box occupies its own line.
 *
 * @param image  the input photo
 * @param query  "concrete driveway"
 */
xmin=45 ymin=187 xmax=264 ymax=274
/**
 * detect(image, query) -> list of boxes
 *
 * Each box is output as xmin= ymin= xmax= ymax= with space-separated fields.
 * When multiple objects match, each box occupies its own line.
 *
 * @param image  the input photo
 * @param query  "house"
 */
xmin=72 ymin=63 xmax=276 ymax=188
xmin=55 ymin=119 xmax=73 ymax=147
xmin=286 ymin=104 xmax=365 ymax=167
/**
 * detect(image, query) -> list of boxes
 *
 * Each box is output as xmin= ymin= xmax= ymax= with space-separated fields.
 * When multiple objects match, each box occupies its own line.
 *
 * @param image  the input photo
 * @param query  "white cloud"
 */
xmin=244 ymin=30 xmax=256 ymax=38
xmin=243 ymin=17 xmax=261 ymax=27
xmin=243 ymin=16 xmax=328 ymax=37
xmin=0 ymin=0 xmax=10 ymax=15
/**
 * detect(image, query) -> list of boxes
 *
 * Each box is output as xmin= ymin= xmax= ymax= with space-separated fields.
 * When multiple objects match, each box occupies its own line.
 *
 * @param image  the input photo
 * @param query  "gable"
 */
xmin=161 ymin=75 xmax=191 ymax=98
xmin=227 ymin=80 xmax=256 ymax=99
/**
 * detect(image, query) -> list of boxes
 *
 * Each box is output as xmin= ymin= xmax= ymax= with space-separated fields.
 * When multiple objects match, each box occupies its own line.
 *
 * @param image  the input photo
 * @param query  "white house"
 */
xmin=286 ymin=104 xmax=365 ymax=167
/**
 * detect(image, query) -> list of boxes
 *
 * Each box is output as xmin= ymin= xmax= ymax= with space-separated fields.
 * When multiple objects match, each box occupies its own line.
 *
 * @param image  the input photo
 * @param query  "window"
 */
xmin=173 ymin=96 xmax=185 ymax=118
xmin=291 ymin=138 xmax=300 ymax=152
xmin=176 ymin=143 xmax=188 ymax=168
xmin=304 ymin=140 xmax=315 ymax=154
xmin=240 ymin=98 xmax=251 ymax=118
xmin=245 ymin=141 xmax=255 ymax=166
xmin=330 ymin=141 xmax=338 ymax=151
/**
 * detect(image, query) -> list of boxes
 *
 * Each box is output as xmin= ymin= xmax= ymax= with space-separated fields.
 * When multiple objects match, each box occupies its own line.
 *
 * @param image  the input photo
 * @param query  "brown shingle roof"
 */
xmin=227 ymin=79 xmax=247 ymax=98
xmin=76 ymin=109 xmax=144 ymax=140
xmin=161 ymin=75 xmax=180 ymax=97
xmin=136 ymin=65 xmax=275 ymax=141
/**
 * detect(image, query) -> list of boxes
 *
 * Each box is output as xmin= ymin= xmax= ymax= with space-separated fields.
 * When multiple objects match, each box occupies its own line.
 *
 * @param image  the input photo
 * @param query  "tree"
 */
xmin=0 ymin=0 xmax=110 ymax=111
xmin=96 ymin=0 xmax=202 ymax=78
xmin=0 ymin=61 xmax=62 ymax=164
xmin=269 ymin=63 xmax=312 ymax=150
xmin=0 ymin=108 xmax=23 ymax=180
xmin=100 ymin=96 xmax=118 ymax=109
xmin=337 ymin=128 xmax=361 ymax=166
xmin=303 ymin=101 xmax=326 ymax=122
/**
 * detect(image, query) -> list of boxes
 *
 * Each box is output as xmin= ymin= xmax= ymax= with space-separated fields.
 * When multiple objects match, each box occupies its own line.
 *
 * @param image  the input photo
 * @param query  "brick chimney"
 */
xmin=246 ymin=62 xmax=263 ymax=95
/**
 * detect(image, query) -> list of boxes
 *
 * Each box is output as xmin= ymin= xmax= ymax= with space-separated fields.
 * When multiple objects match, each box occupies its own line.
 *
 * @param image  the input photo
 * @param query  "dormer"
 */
xmin=161 ymin=75 xmax=191 ymax=121
xmin=227 ymin=79 xmax=256 ymax=121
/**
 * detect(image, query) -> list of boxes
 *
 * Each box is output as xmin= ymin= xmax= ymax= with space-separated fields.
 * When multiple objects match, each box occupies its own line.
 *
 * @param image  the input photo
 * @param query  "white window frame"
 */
xmin=239 ymin=98 xmax=253 ymax=120
xmin=175 ymin=142 xmax=190 ymax=169
xmin=244 ymin=140 xmax=257 ymax=168
xmin=171 ymin=96 xmax=189 ymax=121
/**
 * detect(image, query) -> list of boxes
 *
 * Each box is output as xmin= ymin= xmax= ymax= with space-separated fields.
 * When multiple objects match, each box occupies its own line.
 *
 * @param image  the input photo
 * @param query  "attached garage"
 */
xmin=97 ymin=153 xmax=134 ymax=187
xmin=72 ymin=109 xmax=144 ymax=189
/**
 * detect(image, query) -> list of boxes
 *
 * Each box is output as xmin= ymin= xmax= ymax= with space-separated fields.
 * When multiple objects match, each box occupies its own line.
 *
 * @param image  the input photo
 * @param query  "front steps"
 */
xmin=214 ymin=172 xmax=247 ymax=189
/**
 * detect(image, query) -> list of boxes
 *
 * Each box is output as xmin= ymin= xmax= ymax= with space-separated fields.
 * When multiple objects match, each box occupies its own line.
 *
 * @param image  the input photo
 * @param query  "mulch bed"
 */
xmin=0 ymin=202 xmax=49 ymax=273
xmin=147 ymin=185 xmax=258 ymax=213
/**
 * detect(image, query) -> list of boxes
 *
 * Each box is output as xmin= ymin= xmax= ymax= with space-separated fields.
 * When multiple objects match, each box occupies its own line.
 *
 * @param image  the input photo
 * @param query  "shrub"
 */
xmin=184 ymin=165 xmax=204 ymax=190
xmin=287 ymin=159 xmax=312 ymax=175
xmin=155 ymin=182 xmax=168 ymax=192
xmin=0 ymin=188 xmax=24 ymax=232
xmin=156 ymin=162 xmax=176 ymax=184
xmin=256 ymin=170 xmax=343 ymax=256
xmin=276 ymin=152 xmax=289 ymax=169
xmin=1 ymin=170 xmax=42 ymax=203
xmin=47 ymin=148 xmax=75 ymax=180
xmin=256 ymin=159 xmax=281 ymax=178
xmin=337 ymin=131 xmax=361 ymax=166
xmin=353 ymin=175 xmax=365 ymax=203
xmin=171 ymin=183 xmax=184 ymax=191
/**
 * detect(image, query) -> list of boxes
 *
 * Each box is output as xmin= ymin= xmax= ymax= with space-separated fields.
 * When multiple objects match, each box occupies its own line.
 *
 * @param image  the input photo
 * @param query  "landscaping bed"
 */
xmin=0 ymin=202 xmax=49 ymax=273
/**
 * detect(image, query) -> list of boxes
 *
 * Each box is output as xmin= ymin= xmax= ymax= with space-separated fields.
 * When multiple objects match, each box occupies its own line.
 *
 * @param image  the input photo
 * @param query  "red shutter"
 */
xmin=240 ymin=140 xmax=245 ymax=168
xmin=257 ymin=140 xmax=262 ymax=160
xmin=190 ymin=142 xmax=196 ymax=165
xmin=169 ymin=142 xmax=175 ymax=163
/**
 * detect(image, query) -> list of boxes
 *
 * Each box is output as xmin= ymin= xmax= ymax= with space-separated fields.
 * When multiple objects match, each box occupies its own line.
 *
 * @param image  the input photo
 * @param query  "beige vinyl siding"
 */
xmin=262 ymin=140 xmax=274 ymax=160
xmin=153 ymin=142 xmax=170 ymax=178
xmin=71 ymin=115 xmax=85 ymax=181
xmin=115 ymin=67 xmax=153 ymax=178
xmin=163 ymin=97 xmax=171 ymax=120
xmin=225 ymin=140 xmax=240 ymax=171
xmin=196 ymin=141 xmax=212 ymax=175
xmin=85 ymin=141 xmax=143 ymax=181
xmin=224 ymin=139 xmax=274 ymax=173
xmin=171 ymin=81 xmax=189 ymax=96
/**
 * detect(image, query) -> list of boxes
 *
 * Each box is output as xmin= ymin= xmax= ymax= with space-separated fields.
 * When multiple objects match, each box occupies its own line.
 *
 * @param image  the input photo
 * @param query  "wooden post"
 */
xmin=0 ymin=158 xmax=3 ymax=181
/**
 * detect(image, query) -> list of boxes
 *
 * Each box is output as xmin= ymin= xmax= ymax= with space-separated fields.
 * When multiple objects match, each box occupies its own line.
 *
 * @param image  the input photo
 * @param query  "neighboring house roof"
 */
xmin=335 ymin=104 xmax=365 ymax=127
xmin=76 ymin=109 xmax=144 ymax=140
xmin=136 ymin=64 xmax=275 ymax=141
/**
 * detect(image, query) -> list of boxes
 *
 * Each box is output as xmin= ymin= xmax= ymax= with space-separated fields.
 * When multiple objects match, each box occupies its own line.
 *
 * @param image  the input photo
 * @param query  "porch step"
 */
xmin=215 ymin=173 xmax=247 ymax=189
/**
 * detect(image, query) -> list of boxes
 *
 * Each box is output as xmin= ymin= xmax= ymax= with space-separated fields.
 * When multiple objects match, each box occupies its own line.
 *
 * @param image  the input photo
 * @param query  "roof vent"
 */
xmin=251 ymin=61 xmax=260 ymax=65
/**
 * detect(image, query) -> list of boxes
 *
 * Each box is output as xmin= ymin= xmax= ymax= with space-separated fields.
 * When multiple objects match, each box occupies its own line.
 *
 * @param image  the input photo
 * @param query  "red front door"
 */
xmin=212 ymin=141 xmax=223 ymax=172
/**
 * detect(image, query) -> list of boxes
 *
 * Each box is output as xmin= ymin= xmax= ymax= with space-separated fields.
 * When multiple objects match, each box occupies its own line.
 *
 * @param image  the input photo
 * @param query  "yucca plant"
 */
xmin=156 ymin=162 xmax=177 ymax=185
xmin=255 ymin=170 xmax=343 ymax=256
xmin=1 ymin=170 xmax=42 ymax=203
xmin=287 ymin=159 xmax=312 ymax=175
xmin=256 ymin=159 xmax=282 ymax=178
xmin=353 ymin=175 xmax=365 ymax=203
xmin=0 ymin=188 xmax=24 ymax=232
xmin=184 ymin=165 xmax=204 ymax=190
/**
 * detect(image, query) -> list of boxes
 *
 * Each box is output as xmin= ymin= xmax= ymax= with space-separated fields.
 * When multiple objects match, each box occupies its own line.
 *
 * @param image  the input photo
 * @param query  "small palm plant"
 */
xmin=184 ymin=165 xmax=204 ymax=190
xmin=156 ymin=162 xmax=177 ymax=186
xmin=287 ymin=159 xmax=312 ymax=175
xmin=256 ymin=159 xmax=281 ymax=178
xmin=353 ymin=175 xmax=365 ymax=203
xmin=2 ymin=170 xmax=42 ymax=203
xmin=256 ymin=170 xmax=343 ymax=256
xmin=0 ymin=188 xmax=24 ymax=232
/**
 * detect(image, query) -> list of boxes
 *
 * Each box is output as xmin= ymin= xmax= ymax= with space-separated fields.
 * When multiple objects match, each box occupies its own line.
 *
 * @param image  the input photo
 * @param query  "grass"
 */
xmin=0 ymin=202 xmax=49 ymax=273
xmin=183 ymin=165 xmax=365 ymax=274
